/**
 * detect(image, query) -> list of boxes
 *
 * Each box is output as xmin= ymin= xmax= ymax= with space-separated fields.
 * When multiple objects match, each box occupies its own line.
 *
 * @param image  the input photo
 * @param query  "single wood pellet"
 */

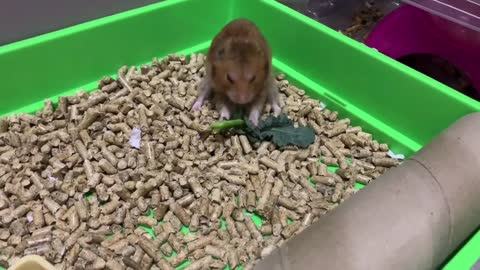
xmin=0 ymin=53 xmax=402 ymax=269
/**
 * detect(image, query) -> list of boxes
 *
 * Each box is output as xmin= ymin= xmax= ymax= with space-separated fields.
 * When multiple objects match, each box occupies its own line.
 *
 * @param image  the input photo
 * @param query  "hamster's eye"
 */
xmin=249 ymin=75 xmax=256 ymax=83
xmin=218 ymin=48 xmax=225 ymax=58
xmin=226 ymin=74 xmax=234 ymax=84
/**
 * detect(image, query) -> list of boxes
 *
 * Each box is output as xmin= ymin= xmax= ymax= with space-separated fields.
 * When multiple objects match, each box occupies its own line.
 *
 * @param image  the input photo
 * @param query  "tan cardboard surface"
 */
xmin=412 ymin=113 xmax=480 ymax=255
xmin=8 ymin=255 xmax=56 ymax=270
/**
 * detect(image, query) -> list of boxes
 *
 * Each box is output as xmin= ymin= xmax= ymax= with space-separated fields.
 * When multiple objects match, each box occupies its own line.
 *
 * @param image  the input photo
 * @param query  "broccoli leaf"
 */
xmin=208 ymin=114 xmax=316 ymax=148
xmin=244 ymin=114 xmax=315 ymax=148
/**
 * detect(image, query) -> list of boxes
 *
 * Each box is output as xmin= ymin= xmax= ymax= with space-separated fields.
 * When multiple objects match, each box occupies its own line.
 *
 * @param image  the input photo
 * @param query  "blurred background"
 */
xmin=277 ymin=0 xmax=400 ymax=41
xmin=0 ymin=0 xmax=396 ymax=46
xmin=0 ymin=0 xmax=162 ymax=46
xmin=276 ymin=0 xmax=479 ymax=101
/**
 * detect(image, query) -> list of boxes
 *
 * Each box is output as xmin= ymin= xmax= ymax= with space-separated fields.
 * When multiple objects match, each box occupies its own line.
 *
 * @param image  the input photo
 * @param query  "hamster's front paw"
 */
xmin=248 ymin=109 xmax=261 ymax=127
xmin=219 ymin=106 xmax=232 ymax=120
xmin=271 ymin=102 xmax=281 ymax=116
xmin=191 ymin=98 xmax=204 ymax=111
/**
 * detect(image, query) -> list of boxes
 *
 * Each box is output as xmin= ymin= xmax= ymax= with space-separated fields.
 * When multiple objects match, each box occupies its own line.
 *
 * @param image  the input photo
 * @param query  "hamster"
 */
xmin=191 ymin=18 xmax=281 ymax=126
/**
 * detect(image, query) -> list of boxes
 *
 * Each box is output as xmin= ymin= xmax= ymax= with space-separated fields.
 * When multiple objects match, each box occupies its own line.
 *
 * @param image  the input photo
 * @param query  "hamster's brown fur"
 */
xmin=192 ymin=19 xmax=281 ymax=126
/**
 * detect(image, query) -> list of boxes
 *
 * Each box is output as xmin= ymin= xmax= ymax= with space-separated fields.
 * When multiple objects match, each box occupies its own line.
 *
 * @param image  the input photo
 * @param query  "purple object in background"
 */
xmin=365 ymin=4 xmax=480 ymax=96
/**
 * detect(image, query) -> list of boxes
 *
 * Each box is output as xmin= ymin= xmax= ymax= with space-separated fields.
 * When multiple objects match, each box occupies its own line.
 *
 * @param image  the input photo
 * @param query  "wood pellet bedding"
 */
xmin=0 ymin=53 xmax=401 ymax=270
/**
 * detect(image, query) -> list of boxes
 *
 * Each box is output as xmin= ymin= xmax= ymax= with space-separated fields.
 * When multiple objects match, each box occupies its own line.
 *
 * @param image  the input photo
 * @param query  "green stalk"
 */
xmin=209 ymin=119 xmax=245 ymax=134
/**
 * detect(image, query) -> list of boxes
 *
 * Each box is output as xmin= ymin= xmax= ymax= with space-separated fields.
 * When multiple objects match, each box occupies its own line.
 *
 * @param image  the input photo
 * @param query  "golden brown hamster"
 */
xmin=191 ymin=18 xmax=281 ymax=126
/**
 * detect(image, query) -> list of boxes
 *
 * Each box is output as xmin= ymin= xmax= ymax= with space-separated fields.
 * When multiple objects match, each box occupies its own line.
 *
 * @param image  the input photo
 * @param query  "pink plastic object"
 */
xmin=365 ymin=4 xmax=480 ymax=95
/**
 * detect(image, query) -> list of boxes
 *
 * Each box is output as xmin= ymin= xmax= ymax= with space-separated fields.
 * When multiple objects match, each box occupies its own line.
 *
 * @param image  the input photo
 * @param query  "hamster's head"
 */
xmin=209 ymin=39 xmax=269 ymax=105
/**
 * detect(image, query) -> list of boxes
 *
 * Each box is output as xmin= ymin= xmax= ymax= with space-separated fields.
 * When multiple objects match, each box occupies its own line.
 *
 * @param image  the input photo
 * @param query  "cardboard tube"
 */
xmin=8 ymin=255 xmax=56 ymax=270
xmin=254 ymin=112 xmax=480 ymax=270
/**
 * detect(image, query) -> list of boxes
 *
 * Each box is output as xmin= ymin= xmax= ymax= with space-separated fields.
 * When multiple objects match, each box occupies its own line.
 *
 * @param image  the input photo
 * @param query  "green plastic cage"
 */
xmin=0 ymin=0 xmax=479 ymax=269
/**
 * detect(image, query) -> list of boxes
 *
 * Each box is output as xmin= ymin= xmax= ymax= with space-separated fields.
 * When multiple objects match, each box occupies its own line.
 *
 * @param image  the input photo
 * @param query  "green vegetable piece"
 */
xmin=244 ymin=114 xmax=315 ymax=148
xmin=208 ymin=114 xmax=315 ymax=148
xmin=209 ymin=119 xmax=245 ymax=134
